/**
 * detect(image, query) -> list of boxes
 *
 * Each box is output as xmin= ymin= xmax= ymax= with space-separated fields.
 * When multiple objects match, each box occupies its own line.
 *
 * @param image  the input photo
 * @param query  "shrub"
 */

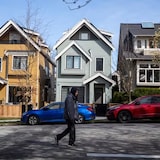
xmin=112 ymin=88 xmax=160 ymax=103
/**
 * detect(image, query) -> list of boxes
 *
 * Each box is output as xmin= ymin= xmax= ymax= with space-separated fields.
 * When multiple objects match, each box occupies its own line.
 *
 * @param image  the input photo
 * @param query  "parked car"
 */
xmin=21 ymin=102 xmax=96 ymax=125
xmin=106 ymin=95 xmax=160 ymax=123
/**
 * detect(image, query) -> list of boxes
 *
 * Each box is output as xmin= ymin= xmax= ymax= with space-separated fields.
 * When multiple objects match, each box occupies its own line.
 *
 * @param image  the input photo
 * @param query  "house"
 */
xmin=117 ymin=22 xmax=160 ymax=91
xmin=0 ymin=20 xmax=56 ymax=109
xmin=54 ymin=19 xmax=115 ymax=104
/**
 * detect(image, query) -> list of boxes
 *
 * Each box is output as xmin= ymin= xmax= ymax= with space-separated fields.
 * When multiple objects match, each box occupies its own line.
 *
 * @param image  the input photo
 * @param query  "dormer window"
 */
xmin=149 ymin=39 xmax=154 ymax=48
xmin=137 ymin=40 xmax=142 ymax=48
xmin=79 ymin=32 xmax=89 ymax=40
xmin=9 ymin=32 xmax=20 ymax=44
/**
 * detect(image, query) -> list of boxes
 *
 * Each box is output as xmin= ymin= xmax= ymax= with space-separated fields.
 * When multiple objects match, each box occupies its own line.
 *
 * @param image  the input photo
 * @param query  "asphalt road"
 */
xmin=0 ymin=122 xmax=160 ymax=160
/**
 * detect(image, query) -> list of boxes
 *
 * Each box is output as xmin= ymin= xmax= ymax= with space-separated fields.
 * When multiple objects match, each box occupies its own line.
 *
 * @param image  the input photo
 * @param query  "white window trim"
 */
xmin=65 ymin=55 xmax=82 ymax=69
xmin=12 ymin=55 xmax=28 ymax=70
xmin=79 ymin=32 xmax=90 ymax=40
xmin=137 ymin=61 xmax=160 ymax=86
xmin=95 ymin=57 xmax=104 ymax=72
xmin=0 ymin=57 xmax=2 ymax=72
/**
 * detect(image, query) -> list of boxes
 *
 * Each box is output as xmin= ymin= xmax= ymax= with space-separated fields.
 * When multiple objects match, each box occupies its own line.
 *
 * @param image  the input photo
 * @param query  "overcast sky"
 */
xmin=0 ymin=0 xmax=160 ymax=71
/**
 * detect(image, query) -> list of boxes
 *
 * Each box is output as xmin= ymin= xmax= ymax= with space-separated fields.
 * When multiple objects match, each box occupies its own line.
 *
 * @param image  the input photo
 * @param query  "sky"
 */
xmin=0 ymin=0 xmax=160 ymax=71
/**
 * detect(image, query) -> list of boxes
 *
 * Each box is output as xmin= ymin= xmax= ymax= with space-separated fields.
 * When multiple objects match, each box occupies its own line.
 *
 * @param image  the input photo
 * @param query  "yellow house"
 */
xmin=0 ymin=20 xmax=56 ymax=109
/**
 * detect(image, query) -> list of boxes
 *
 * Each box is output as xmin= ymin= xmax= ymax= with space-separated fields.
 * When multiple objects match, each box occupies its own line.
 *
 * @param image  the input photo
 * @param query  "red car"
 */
xmin=106 ymin=95 xmax=160 ymax=122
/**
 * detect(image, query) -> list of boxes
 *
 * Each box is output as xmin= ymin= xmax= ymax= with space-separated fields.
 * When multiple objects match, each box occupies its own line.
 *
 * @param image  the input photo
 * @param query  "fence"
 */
xmin=0 ymin=104 xmax=22 ymax=118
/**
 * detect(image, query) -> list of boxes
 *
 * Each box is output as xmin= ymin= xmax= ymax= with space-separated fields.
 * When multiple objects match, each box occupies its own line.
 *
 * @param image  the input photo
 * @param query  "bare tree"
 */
xmin=14 ymin=0 xmax=50 ymax=111
xmin=153 ymin=28 xmax=160 ymax=64
xmin=62 ymin=0 xmax=92 ymax=10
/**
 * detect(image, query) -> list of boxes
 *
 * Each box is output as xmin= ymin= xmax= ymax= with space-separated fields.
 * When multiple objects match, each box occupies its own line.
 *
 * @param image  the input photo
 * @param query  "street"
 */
xmin=0 ymin=122 xmax=160 ymax=160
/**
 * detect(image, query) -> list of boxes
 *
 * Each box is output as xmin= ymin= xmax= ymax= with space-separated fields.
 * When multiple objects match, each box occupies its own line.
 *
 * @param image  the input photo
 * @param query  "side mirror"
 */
xmin=135 ymin=101 xmax=140 ymax=105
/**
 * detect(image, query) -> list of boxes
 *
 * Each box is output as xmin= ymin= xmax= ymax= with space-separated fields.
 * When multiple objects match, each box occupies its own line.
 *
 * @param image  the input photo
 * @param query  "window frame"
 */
xmin=0 ymin=57 xmax=2 ymax=72
xmin=137 ymin=62 xmax=160 ymax=85
xmin=12 ymin=55 xmax=28 ymax=70
xmin=66 ymin=55 xmax=81 ymax=69
xmin=96 ymin=58 xmax=103 ymax=71
xmin=137 ymin=40 xmax=142 ymax=48
xmin=79 ymin=32 xmax=89 ymax=40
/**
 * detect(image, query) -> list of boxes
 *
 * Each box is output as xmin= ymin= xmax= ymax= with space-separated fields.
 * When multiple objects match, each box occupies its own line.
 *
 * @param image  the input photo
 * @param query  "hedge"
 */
xmin=112 ymin=88 xmax=160 ymax=103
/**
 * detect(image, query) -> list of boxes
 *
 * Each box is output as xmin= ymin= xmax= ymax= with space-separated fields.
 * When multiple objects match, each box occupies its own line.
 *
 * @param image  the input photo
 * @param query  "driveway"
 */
xmin=0 ymin=122 xmax=160 ymax=160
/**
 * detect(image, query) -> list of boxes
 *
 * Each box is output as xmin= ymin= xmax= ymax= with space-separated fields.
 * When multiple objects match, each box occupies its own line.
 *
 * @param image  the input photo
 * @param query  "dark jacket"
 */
xmin=64 ymin=93 xmax=78 ymax=121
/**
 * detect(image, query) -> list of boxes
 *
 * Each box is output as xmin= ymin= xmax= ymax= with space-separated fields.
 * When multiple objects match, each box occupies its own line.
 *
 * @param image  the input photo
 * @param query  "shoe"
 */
xmin=55 ymin=135 xmax=59 ymax=145
xmin=68 ymin=143 xmax=77 ymax=147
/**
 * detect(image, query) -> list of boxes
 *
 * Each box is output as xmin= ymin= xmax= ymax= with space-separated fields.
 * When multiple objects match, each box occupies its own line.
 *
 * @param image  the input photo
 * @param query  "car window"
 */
xmin=139 ymin=96 xmax=152 ymax=104
xmin=151 ymin=96 xmax=160 ymax=104
xmin=60 ymin=102 xmax=65 ymax=109
xmin=48 ymin=103 xmax=60 ymax=109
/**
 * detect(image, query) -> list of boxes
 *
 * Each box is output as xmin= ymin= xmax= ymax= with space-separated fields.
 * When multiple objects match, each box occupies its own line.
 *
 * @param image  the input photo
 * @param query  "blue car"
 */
xmin=21 ymin=102 xmax=96 ymax=125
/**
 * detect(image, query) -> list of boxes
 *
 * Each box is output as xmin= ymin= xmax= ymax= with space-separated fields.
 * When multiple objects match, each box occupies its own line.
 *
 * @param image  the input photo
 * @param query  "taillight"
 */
xmin=87 ymin=107 xmax=93 ymax=112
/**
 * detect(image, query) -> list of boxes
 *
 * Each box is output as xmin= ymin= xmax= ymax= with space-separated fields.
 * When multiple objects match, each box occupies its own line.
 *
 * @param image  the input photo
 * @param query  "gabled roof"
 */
xmin=83 ymin=73 xmax=116 ymax=86
xmin=53 ymin=19 xmax=114 ymax=50
xmin=120 ymin=23 xmax=160 ymax=39
xmin=0 ymin=20 xmax=41 ymax=51
xmin=55 ymin=41 xmax=92 ymax=61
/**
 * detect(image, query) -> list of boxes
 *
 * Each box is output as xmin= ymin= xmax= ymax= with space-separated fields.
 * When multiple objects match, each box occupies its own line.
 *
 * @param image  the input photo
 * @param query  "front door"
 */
xmin=94 ymin=85 xmax=104 ymax=104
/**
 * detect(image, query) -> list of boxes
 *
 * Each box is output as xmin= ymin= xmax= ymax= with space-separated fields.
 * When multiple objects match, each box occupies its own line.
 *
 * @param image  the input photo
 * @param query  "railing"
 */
xmin=0 ymin=104 xmax=22 ymax=118
xmin=144 ymin=48 xmax=160 ymax=55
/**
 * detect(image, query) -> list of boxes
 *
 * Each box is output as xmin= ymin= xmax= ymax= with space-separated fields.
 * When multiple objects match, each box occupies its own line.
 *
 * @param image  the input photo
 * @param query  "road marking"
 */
xmin=87 ymin=153 xmax=160 ymax=159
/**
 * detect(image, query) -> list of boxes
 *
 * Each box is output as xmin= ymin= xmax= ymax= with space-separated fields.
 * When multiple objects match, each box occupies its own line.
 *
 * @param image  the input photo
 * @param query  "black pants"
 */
xmin=57 ymin=119 xmax=75 ymax=145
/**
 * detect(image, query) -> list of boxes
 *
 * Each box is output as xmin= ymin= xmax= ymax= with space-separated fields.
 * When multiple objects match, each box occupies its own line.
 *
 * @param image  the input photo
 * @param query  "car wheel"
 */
xmin=75 ymin=114 xmax=84 ymax=124
xmin=28 ymin=115 xmax=39 ymax=125
xmin=117 ymin=110 xmax=132 ymax=123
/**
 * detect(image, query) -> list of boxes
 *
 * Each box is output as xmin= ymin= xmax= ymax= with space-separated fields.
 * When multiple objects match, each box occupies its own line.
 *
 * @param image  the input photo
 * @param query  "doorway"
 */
xmin=94 ymin=84 xmax=104 ymax=104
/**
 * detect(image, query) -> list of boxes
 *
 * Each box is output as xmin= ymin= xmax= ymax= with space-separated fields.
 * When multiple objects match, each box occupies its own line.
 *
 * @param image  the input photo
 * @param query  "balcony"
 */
xmin=143 ymin=48 xmax=160 ymax=55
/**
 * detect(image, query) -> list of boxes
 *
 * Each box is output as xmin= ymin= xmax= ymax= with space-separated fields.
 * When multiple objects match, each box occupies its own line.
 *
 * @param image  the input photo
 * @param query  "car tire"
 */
xmin=28 ymin=115 xmax=39 ymax=125
xmin=117 ymin=110 xmax=132 ymax=123
xmin=75 ymin=114 xmax=84 ymax=124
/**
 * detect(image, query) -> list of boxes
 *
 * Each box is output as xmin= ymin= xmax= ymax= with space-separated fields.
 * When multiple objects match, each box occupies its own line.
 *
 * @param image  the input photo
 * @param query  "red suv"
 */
xmin=106 ymin=95 xmax=160 ymax=122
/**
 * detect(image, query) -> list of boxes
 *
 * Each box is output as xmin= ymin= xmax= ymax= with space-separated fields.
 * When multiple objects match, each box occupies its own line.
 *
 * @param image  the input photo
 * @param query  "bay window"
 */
xmin=137 ymin=62 xmax=160 ymax=85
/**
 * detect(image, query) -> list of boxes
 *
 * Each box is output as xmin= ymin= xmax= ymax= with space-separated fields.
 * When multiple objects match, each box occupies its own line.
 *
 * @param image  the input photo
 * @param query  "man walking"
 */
xmin=55 ymin=87 xmax=79 ymax=146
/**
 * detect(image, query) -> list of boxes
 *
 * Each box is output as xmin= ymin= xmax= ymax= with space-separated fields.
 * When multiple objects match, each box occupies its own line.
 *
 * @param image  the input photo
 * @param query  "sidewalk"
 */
xmin=0 ymin=116 xmax=106 ymax=124
xmin=0 ymin=119 xmax=20 ymax=123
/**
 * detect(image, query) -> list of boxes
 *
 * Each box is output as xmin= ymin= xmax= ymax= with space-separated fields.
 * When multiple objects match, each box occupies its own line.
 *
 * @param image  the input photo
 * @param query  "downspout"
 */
xmin=4 ymin=50 xmax=9 ymax=103
xmin=88 ymin=49 xmax=92 ymax=103
xmin=36 ymin=51 xmax=39 ymax=109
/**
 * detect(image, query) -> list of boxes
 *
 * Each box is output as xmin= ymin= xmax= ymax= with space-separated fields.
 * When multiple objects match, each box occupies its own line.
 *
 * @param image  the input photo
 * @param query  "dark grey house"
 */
xmin=117 ymin=22 xmax=160 ymax=91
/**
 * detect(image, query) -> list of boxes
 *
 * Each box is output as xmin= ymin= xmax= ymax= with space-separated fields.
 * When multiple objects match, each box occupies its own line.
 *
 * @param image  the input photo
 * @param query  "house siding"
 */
xmin=0 ymin=20 xmax=56 ymax=109
xmin=55 ymin=19 xmax=115 ymax=104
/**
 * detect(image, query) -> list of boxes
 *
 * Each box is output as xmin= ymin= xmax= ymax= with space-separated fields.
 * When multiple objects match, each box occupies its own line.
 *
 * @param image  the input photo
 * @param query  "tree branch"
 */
xmin=63 ymin=0 xmax=92 ymax=10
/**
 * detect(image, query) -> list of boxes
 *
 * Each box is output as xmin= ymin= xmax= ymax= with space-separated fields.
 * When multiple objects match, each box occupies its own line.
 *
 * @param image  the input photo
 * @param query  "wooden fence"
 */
xmin=0 ymin=104 xmax=22 ymax=118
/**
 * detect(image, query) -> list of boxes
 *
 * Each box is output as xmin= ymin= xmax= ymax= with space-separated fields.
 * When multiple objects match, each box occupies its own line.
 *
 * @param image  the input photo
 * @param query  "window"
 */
xmin=13 ymin=56 xmax=27 ymax=70
xmin=0 ymin=58 xmax=2 ymax=72
xmin=145 ymin=40 xmax=147 ymax=48
xmin=149 ymin=40 xmax=154 ymax=48
xmin=139 ymin=96 xmax=152 ymax=104
xmin=9 ymin=32 xmax=20 ymax=44
xmin=79 ymin=32 xmax=89 ymax=40
xmin=9 ymin=86 xmax=31 ymax=104
xmin=66 ymin=56 xmax=80 ymax=69
xmin=96 ymin=58 xmax=103 ymax=71
xmin=138 ymin=63 xmax=160 ymax=84
xmin=137 ymin=40 xmax=142 ymax=48
xmin=152 ymin=96 xmax=160 ymax=103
